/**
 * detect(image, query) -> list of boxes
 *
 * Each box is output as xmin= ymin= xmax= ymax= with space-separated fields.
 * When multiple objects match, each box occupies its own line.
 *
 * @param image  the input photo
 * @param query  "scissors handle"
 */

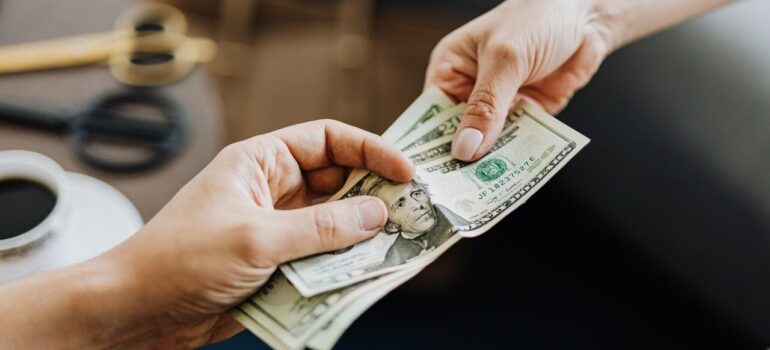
xmin=0 ymin=100 xmax=71 ymax=132
xmin=72 ymin=89 xmax=185 ymax=172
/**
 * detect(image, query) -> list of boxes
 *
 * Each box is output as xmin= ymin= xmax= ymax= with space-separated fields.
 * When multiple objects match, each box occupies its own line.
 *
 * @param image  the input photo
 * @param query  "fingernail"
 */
xmin=452 ymin=128 xmax=483 ymax=161
xmin=356 ymin=198 xmax=386 ymax=231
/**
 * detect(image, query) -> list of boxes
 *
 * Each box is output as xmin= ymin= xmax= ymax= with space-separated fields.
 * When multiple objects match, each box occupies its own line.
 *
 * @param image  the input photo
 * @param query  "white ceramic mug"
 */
xmin=0 ymin=150 xmax=70 ymax=281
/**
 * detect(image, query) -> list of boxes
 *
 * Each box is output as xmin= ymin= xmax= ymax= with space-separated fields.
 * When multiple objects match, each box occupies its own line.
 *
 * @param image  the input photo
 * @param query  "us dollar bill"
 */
xmin=282 ymin=99 xmax=588 ymax=297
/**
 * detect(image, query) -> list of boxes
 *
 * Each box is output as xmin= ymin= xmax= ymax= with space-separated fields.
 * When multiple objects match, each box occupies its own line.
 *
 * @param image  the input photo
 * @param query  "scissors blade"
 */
xmin=0 ymin=100 xmax=71 ymax=132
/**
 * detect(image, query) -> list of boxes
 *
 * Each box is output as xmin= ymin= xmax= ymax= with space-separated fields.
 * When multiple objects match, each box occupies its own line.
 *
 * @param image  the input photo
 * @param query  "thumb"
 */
xmin=452 ymin=50 xmax=524 ymax=161
xmin=263 ymin=196 xmax=387 ymax=264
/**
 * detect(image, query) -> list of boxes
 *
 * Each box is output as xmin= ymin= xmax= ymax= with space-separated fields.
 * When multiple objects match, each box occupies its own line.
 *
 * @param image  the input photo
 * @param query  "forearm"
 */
xmin=593 ymin=0 xmax=736 ymax=51
xmin=0 ymin=258 xmax=155 ymax=349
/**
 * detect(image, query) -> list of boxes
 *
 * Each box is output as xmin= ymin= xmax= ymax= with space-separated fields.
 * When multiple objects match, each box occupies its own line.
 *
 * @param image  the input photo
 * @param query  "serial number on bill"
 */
xmin=477 ymin=156 xmax=537 ymax=199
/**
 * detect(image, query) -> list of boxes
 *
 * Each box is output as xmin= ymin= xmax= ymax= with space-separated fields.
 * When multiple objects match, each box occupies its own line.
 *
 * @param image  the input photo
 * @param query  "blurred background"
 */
xmin=0 ymin=0 xmax=768 ymax=349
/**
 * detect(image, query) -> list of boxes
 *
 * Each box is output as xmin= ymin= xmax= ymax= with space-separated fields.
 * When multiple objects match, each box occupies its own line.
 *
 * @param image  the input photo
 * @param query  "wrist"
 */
xmin=586 ymin=0 xmax=737 ymax=53
xmin=54 ymin=256 xmax=163 ymax=349
xmin=67 ymin=256 xmax=162 ymax=348
xmin=585 ymin=0 xmax=625 ymax=53
xmin=0 ymin=255 xmax=158 ymax=349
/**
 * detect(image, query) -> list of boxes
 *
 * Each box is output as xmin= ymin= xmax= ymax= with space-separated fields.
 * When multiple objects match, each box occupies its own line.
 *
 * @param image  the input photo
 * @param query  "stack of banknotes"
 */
xmin=232 ymin=87 xmax=590 ymax=349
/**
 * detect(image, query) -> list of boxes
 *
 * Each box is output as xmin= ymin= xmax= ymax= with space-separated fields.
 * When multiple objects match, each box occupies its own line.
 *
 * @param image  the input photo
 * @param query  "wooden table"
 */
xmin=0 ymin=0 xmax=224 ymax=220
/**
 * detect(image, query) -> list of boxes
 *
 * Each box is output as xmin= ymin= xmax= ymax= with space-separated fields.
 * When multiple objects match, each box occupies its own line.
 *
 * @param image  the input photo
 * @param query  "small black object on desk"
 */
xmin=0 ymin=89 xmax=185 ymax=172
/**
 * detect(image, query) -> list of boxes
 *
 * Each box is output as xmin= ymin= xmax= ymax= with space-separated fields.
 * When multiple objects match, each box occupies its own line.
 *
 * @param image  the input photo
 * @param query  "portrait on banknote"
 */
xmin=354 ymin=174 xmax=459 ymax=268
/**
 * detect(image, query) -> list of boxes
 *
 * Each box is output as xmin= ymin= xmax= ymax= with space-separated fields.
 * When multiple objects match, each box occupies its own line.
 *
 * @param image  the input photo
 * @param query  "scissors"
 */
xmin=0 ymin=90 xmax=184 ymax=172
xmin=0 ymin=3 xmax=216 ymax=86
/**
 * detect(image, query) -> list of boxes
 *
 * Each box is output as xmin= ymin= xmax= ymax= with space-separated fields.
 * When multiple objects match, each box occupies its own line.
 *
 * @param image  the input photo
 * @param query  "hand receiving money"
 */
xmin=425 ymin=0 xmax=730 ymax=162
xmin=426 ymin=0 xmax=609 ymax=161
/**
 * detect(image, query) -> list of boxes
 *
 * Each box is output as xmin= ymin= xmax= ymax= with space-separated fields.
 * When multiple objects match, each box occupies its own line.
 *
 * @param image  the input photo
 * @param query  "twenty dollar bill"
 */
xmin=282 ymin=99 xmax=588 ymax=297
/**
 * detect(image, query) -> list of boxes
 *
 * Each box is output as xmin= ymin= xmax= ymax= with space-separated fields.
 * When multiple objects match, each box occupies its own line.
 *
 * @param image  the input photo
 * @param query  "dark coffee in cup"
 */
xmin=0 ymin=178 xmax=57 ymax=240
xmin=1 ymin=151 xmax=70 ymax=284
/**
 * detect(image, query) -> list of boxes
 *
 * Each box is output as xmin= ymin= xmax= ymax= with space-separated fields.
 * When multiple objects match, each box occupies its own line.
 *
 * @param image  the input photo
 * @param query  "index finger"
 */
xmin=270 ymin=119 xmax=415 ymax=183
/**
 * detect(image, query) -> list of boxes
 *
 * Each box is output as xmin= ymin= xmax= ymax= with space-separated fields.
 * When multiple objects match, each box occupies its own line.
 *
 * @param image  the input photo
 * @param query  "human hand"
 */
xmin=1 ymin=120 xmax=414 ymax=349
xmin=116 ymin=120 xmax=414 ymax=347
xmin=426 ymin=0 xmax=611 ymax=161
